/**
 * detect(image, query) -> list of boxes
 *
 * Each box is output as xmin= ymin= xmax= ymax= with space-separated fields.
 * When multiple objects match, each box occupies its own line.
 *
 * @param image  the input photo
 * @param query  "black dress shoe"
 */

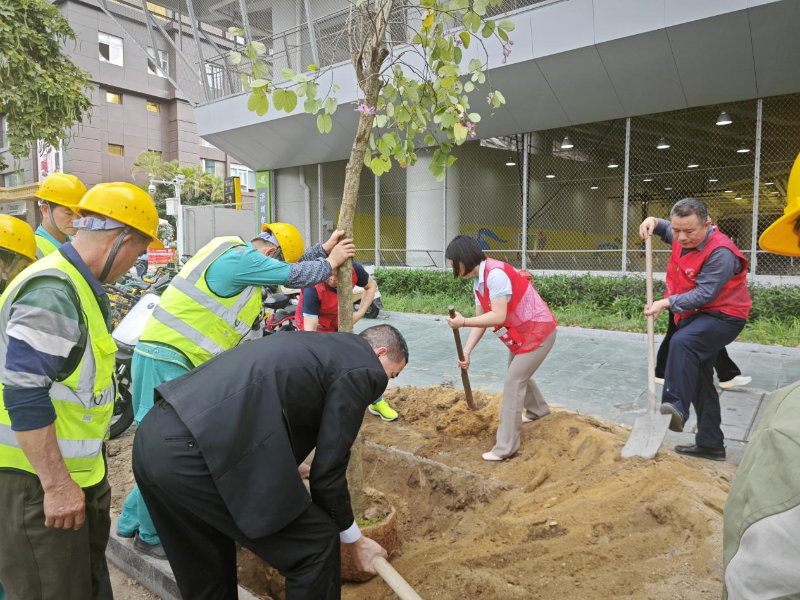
xmin=659 ymin=403 xmax=685 ymax=432
xmin=134 ymin=533 xmax=168 ymax=560
xmin=674 ymin=444 xmax=726 ymax=461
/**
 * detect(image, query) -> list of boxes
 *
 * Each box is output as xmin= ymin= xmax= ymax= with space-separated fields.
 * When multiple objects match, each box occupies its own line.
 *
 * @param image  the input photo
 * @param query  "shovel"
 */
xmin=621 ymin=235 xmax=672 ymax=459
xmin=448 ymin=306 xmax=477 ymax=411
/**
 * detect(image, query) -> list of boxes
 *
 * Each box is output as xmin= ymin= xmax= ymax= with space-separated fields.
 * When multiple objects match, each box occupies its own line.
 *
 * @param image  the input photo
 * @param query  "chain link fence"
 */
xmin=271 ymin=92 xmax=800 ymax=280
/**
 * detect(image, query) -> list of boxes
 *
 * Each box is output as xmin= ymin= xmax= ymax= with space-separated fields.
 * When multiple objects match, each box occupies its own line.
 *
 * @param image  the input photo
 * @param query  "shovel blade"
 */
xmin=621 ymin=412 xmax=673 ymax=459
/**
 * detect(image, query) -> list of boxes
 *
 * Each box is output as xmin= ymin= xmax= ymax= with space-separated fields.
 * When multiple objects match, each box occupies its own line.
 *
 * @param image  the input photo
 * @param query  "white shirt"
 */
xmin=473 ymin=260 xmax=513 ymax=305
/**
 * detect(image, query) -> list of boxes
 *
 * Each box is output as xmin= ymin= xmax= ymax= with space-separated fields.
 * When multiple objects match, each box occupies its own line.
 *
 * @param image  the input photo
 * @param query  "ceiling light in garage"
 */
xmin=737 ymin=146 xmax=751 ymax=153
xmin=546 ymin=174 xmax=555 ymax=179
xmin=643 ymin=177 xmax=653 ymax=182
xmin=709 ymin=178 xmax=718 ymax=182
xmin=735 ymin=195 xmax=742 ymax=200
xmin=716 ymin=111 xmax=733 ymax=126
xmin=664 ymin=187 xmax=672 ymax=191
xmin=505 ymin=156 xmax=516 ymax=166
xmin=765 ymin=182 xmax=774 ymax=186
xmin=607 ymin=159 xmax=619 ymax=168
xmin=560 ymin=136 xmax=574 ymax=150
xmin=687 ymin=161 xmax=699 ymax=168
xmin=724 ymin=190 xmax=734 ymax=193
xmin=657 ymin=137 xmax=670 ymax=150
xmin=590 ymin=185 xmax=599 ymax=190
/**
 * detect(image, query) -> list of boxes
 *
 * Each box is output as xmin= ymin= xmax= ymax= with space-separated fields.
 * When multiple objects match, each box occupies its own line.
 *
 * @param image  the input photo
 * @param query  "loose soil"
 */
xmin=107 ymin=385 xmax=737 ymax=599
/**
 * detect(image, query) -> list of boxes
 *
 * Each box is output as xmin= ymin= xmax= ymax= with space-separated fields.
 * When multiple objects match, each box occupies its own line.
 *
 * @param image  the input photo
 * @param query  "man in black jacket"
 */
xmin=132 ymin=325 xmax=408 ymax=600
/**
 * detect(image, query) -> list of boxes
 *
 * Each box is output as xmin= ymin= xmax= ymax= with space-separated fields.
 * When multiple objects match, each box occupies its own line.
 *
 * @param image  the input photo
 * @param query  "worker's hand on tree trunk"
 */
xmin=644 ymin=298 xmax=670 ymax=319
xmin=639 ymin=217 xmax=658 ymax=240
xmin=326 ymin=238 xmax=355 ymax=269
xmin=44 ymin=477 xmax=86 ymax=530
xmin=322 ymin=229 xmax=346 ymax=255
xmin=348 ymin=536 xmax=388 ymax=575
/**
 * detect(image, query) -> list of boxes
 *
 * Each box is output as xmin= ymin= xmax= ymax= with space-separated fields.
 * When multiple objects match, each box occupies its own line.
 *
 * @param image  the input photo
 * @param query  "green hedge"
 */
xmin=374 ymin=269 xmax=800 ymax=322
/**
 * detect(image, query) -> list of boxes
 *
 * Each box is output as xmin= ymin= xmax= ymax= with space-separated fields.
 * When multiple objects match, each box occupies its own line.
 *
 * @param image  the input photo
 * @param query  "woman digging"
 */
xmin=445 ymin=235 xmax=558 ymax=462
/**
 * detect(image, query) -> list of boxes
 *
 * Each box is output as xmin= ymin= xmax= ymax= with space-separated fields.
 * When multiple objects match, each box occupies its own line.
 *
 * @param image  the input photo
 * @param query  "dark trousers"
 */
xmin=661 ymin=313 xmax=746 ymax=448
xmin=133 ymin=401 xmax=341 ymax=600
xmin=0 ymin=470 xmax=113 ymax=600
xmin=655 ymin=315 xmax=742 ymax=382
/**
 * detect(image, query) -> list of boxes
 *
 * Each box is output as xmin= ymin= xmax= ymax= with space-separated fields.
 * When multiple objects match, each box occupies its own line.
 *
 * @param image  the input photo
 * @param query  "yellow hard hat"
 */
xmin=0 ymin=215 xmax=37 ymax=262
xmin=261 ymin=222 xmax=304 ymax=263
xmin=75 ymin=183 xmax=164 ymax=249
xmin=35 ymin=173 xmax=87 ymax=209
xmin=759 ymin=152 xmax=800 ymax=256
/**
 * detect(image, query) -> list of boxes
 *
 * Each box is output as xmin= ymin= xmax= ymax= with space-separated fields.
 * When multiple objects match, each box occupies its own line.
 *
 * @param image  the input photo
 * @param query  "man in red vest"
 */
xmin=640 ymin=198 xmax=751 ymax=461
xmin=295 ymin=261 xmax=398 ymax=421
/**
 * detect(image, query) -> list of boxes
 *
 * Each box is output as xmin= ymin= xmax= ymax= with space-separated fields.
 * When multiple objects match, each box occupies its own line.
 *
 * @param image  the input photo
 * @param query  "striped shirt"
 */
xmin=2 ymin=244 xmax=111 ymax=431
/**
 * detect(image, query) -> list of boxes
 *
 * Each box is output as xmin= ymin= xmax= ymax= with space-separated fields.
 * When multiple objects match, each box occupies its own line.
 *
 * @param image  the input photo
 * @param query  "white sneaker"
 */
xmin=654 ymin=377 xmax=665 ymax=385
xmin=719 ymin=375 xmax=752 ymax=389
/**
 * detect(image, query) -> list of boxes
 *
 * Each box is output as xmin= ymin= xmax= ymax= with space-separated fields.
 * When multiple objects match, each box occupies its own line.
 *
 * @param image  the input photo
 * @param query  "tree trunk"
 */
xmin=338 ymin=14 xmax=386 ymax=519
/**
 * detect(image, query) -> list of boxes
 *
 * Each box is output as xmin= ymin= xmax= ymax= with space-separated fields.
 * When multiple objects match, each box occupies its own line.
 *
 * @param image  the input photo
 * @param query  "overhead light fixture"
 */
xmin=657 ymin=137 xmax=670 ymax=150
xmin=590 ymin=185 xmax=599 ymax=190
xmin=716 ymin=111 xmax=733 ymax=126
xmin=546 ymin=174 xmax=555 ymax=179
xmin=737 ymin=146 xmax=751 ymax=153
xmin=709 ymin=178 xmax=718 ymax=182
xmin=608 ymin=159 xmax=619 ymax=168
xmin=735 ymin=195 xmax=742 ymax=200
xmin=664 ymin=187 xmax=673 ymax=191
xmin=560 ymin=135 xmax=574 ymax=150
xmin=687 ymin=161 xmax=699 ymax=168
xmin=505 ymin=156 xmax=516 ymax=166
xmin=643 ymin=177 xmax=653 ymax=182
xmin=772 ymin=191 xmax=779 ymax=195
xmin=765 ymin=182 xmax=774 ymax=186
xmin=724 ymin=189 xmax=734 ymax=193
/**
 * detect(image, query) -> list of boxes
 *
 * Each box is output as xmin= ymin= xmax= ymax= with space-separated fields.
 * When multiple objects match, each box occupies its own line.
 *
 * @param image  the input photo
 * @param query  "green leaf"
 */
xmin=424 ymin=134 xmax=437 ymax=147
xmin=248 ymin=92 xmax=269 ymax=116
xmin=324 ymin=98 xmax=338 ymax=115
xmin=229 ymin=50 xmax=242 ymax=65
xmin=296 ymin=82 xmax=307 ymax=97
xmin=468 ymin=113 xmax=481 ymax=122
xmin=281 ymin=68 xmax=296 ymax=80
xmin=375 ymin=114 xmax=388 ymax=128
xmin=468 ymin=58 xmax=482 ymax=73
xmin=250 ymin=79 xmax=268 ymax=88
xmin=499 ymin=19 xmax=515 ymax=32
xmin=304 ymin=98 xmax=323 ymax=114
xmin=498 ymin=28 xmax=508 ymax=42
xmin=228 ymin=27 xmax=245 ymax=36
xmin=306 ymin=82 xmax=318 ymax=100
xmin=449 ymin=0 xmax=469 ymax=11
xmin=453 ymin=122 xmax=468 ymax=143
xmin=370 ymin=156 xmax=386 ymax=176
xmin=292 ymin=74 xmax=307 ymax=83
xmin=307 ymin=63 xmax=319 ymax=71
xmin=441 ymin=76 xmax=456 ymax=89
xmin=282 ymin=90 xmax=297 ymax=112
xmin=363 ymin=149 xmax=372 ymax=168
xmin=376 ymin=138 xmax=388 ymax=155
xmin=482 ymin=20 xmax=496 ymax=38
xmin=491 ymin=90 xmax=505 ymax=108
xmin=459 ymin=31 xmax=471 ymax=49
xmin=454 ymin=47 xmax=463 ymax=65
xmin=473 ymin=0 xmax=487 ymax=16
xmin=240 ymin=72 xmax=251 ymax=92
xmin=250 ymin=41 xmax=266 ymax=55
xmin=464 ymin=81 xmax=474 ymax=92
xmin=273 ymin=89 xmax=286 ymax=111
xmin=446 ymin=155 xmax=458 ymax=167
xmin=381 ymin=133 xmax=398 ymax=150
xmin=332 ymin=83 xmax=342 ymax=92
xmin=252 ymin=61 xmax=270 ymax=79
xmin=317 ymin=113 xmax=333 ymax=134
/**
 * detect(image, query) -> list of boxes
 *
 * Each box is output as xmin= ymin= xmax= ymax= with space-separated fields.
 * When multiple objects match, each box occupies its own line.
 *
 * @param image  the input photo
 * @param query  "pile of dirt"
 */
xmin=349 ymin=386 xmax=736 ymax=599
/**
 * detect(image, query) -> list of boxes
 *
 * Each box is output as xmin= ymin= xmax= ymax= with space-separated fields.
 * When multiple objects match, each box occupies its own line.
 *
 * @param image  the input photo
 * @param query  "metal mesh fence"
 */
xmin=629 ymin=100 xmax=758 ymax=273
xmin=757 ymin=94 xmax=800 ymax=276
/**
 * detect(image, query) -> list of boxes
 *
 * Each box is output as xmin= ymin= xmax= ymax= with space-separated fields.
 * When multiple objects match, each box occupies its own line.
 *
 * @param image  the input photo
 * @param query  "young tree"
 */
xmin=0 ymin=0 xmax=93 ymax=171
xmin=234 ymin=0 xmax=513 ymax=515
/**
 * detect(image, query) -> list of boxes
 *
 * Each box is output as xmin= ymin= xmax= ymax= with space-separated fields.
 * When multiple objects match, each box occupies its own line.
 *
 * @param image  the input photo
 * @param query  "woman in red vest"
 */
xmin=445 ymin=235 xmax=557 ymax=461
xmin=640 ymin=197 xmax=751 ymax=462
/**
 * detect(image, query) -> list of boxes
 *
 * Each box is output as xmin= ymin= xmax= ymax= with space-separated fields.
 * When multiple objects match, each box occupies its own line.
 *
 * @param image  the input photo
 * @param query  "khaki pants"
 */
xmin=491 ymin=329 xmax=556 ymax=458
xmin=0 ymin=470 xmax=113 ymax=600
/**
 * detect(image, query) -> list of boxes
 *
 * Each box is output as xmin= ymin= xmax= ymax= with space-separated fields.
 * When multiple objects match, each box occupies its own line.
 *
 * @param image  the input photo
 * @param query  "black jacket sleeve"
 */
xmin=309 ymin=366 xmax=388 ymax=532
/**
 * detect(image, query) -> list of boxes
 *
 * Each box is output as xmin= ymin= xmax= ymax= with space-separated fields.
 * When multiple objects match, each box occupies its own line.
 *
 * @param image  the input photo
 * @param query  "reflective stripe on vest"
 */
xmin=139 ymin=237 xmax=262 ymax=367
xmin=34 ymin=234 xmax=58 ymax=259
xmin=0 ymin=256 xmax=117 ymax=487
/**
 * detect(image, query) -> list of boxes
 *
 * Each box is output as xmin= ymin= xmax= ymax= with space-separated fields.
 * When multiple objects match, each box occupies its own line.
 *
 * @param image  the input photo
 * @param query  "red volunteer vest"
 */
xmin=476 ymin=259 xmax=557 ymax=354
xmin=294 ymin=267 xmax=357 ymax=333
xmin=664 ymin=228 xmax=752 ymax=324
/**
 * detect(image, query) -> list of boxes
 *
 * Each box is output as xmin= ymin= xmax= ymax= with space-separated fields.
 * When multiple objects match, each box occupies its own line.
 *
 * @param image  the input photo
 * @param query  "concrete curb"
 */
xmin=381 ymin=311 xmax=800 ymax=357
xmin=106 ymin=523 xmax=259 ymax=600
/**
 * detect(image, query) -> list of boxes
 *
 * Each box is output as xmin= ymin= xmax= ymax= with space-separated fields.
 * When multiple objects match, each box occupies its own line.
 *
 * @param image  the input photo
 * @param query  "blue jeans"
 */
xmin=118 ymin=344 xmax=192 ymax=545
xmin=662 ymin=313 xmax=745 ymax=448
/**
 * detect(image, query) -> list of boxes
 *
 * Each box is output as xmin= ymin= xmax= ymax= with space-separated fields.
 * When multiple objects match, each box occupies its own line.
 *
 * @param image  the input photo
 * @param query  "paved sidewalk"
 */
xmin=357 ymin=311 xmax=800 ymax=462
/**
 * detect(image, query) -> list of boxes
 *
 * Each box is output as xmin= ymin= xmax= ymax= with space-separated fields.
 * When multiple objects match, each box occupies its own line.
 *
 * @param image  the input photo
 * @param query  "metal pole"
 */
xmin=442 ymin=168 xmax=447 ymax=270
xmin=238 ymin=0 xmax=252 ymax=41
xmin=175 ymin=176 xmax=184 ymax=262
xmin=270 ymin=170 xmax=276 ymax=222
xmin=375 ymin=174 xmax=381 ymax=268
xmin=318 ymin=163 xmax=324 ymax=244
xmin=303 ymin=0 xmax=319 ymax=65
xmin=750 ymin=98 xmax=763 ymax=279
xmin=185 ymin=0 xmax=212 ymax=100
xmin=622 ymin=117 xmax=631 ymax=275
xmin=521 ymin=133 xmax=529 ymax=270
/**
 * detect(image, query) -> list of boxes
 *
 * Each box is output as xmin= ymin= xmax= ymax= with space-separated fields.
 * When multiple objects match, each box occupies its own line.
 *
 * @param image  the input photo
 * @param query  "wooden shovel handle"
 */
xmin=448 ymin=306 xmax=476 ymax=410
xmin=374 ymin=557 xmax=423 ymax=600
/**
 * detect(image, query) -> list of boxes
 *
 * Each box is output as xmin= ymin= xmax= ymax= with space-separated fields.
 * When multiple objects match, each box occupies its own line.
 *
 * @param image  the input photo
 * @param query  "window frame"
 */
xmin=108 ymin=143 xmax=124 ymax=157
xmin=99 ymin=32 xmax=124 ymax=67
xmin=106 ymin=91 xmax=123 ymax=105
xmin=146 ymin=100 xmax=161 ymax=113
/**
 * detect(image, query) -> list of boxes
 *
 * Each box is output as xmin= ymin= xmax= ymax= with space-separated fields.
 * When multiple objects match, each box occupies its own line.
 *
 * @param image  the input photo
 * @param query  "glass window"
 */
xmin=106 ymin=91 xmax=122 ymax=105
xmin=108 ymin=144 xmax=124 ymax=157
xmin=146 ymin=2 xmax=167 ymax=17
xmin=205 ymin=63 xmax=224 ymax=92
xmin=0 ymin=116 xmax=7 ymax=150
xmin=146 ymin=100 xmax=161 ymax=113
xmin=99 ymin=32 xmax=124 ymax=66
xmin=230 ymin=164 xmax=255 ymax=191
xmin=5 ymin=172 xmax=24 ymax=187
xmin=203 ymin=158 xmax=224 ymax=178
xmin=200 ymin=138 xmax=216 ymax=149
xmin=147 ymin=47 xmax=169 ymax=77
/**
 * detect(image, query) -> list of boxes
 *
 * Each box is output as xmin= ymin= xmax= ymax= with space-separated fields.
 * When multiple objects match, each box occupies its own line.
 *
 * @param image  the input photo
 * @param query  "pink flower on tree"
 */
xmin=501 ymin=40 xmax=514 ymax=64
xmin=355 ymin=103 xmax=376 ymax=114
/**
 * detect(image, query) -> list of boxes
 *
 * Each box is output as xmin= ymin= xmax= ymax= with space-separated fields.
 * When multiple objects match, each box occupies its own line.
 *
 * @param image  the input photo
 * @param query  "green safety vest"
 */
xmin=0 ymin=253 xmax=117 ymax=488
xmin=34 ymin=234 xmax=58 ymax=259
xmin=139 ymin=236 xmax=263 ymax=368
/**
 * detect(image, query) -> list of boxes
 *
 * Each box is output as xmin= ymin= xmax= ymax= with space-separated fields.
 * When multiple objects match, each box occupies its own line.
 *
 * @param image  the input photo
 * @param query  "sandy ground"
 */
xmin=109 ymin=563 xmax=159 ymax=600
xmin=107 ymin=385 xmax=737 ymax=599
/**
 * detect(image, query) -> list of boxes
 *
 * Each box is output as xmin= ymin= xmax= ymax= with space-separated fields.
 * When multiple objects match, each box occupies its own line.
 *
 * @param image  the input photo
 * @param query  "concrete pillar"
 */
xmin=406 ymin=151 xmax=460 ymax=268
